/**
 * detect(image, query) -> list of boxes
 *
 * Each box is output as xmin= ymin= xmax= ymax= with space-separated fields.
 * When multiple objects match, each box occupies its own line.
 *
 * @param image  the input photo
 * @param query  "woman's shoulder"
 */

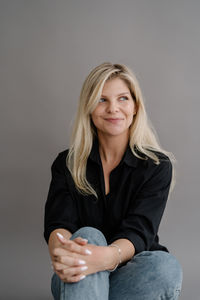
xmin=57 ymin=148 xmax=69 ymax=158
xmin=134 ymin=148 xmax=173 ymax=180
xmin=145 ymin=149 xmax=173 ymax=180
xmin=134 ymin=146 xmax=172 ymax=164
xmin=51 ymin=148 xmax=69 ymax=172
xmin=149 ymin=149 xmax=171 ymax=162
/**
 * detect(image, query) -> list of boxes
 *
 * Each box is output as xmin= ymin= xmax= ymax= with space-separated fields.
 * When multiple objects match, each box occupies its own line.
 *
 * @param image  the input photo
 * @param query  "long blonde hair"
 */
xmin=67 ymin=62 xmax=175 ymax=197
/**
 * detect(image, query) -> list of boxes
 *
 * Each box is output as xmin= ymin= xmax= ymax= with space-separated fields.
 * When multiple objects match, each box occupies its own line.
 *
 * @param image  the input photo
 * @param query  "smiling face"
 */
xmin=91 ymin=77 xmax=136 ymax=139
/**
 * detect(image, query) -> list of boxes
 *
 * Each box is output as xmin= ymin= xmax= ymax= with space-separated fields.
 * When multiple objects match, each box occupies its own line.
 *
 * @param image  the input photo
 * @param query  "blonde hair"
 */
xmin=67 ymin=62 xmax=175 ymax=197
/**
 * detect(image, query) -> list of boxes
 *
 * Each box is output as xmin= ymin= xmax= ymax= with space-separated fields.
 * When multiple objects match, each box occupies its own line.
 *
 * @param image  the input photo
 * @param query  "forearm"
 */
xmin=82 ymin=238 xmax=135 ymax=273
xmin=48 ymin=230 xmax=135 ymax=274
xmin=48 ymin=231 xmax=135 ymax=279
xmin=48 ymin=228 xmax=72 ymax=259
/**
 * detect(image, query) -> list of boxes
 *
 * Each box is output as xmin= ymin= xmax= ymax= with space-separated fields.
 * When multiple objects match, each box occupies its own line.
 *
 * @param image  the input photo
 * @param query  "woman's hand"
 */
xmin=51 ymin=233 xmax=92 ymax=282
xmin=51 ymin=233 xmax=112 ymax=283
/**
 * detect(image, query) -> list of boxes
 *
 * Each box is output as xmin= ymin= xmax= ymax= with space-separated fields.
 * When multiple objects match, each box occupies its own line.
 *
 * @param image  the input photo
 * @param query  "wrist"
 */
xmin=107 ymin=244 xmax=122 ymax=271
xmin=105 ymin=244 xmax=121 ymax=272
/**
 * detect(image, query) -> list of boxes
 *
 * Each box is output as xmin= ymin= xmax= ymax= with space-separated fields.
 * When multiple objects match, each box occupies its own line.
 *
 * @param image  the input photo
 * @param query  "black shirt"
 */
xmin=44 ymin=139 xmax=172 ymax=254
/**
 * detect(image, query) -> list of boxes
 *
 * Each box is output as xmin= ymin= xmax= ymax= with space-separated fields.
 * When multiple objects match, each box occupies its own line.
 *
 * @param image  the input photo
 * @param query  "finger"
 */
xmin=52 ymin=257 xmax=87 ymax=270
xmin=73 ymin=237 xmax=88 ymax=245
xmin=68 ymin=241 xmax=92 ymax=255
xmin=54 ymin=240 xmax=92 ymax=256
xmin=56 ymin=233 xmax=88 ymax=246
xmin=52 ymin=247 xmax=72 ymax=260
xmin=56 ymin=232 xmax=66 ymax=245
xmin=56 ymin=266 xmax=87 ymax=283
xmin=62 ymin=274 xmax=86 ymax=283
xmin=61 ymin=265 xmax=88 ymax=276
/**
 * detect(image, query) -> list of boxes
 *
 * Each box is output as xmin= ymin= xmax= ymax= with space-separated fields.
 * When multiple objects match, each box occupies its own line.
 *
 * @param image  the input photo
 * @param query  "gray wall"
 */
xmin=1 ymin=0 xmax=199 ymax=299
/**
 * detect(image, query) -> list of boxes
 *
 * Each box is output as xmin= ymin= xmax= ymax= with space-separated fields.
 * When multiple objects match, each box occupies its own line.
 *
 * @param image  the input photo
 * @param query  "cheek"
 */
xmin=91 ymin=110 xmax=101 ymax=127
xmin=127 ymin=115 xmax=134 ymax=126
xmin=91 ymin=106 xmax=104 ymax=120
xmin=125 ymin=103 xmax=135 ymax=116
xmin=125 ymin=104 xmax=135 ymax=124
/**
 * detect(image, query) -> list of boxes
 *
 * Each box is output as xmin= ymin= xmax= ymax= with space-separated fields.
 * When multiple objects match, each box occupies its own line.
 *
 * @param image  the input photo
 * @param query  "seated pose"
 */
xmin=44 ymin=62 xmax=183 ymax=300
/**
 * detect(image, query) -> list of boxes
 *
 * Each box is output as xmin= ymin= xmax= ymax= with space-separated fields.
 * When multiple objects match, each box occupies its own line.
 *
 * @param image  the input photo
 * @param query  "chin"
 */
xmin=104 ymin=130 xmax=128 ymax=137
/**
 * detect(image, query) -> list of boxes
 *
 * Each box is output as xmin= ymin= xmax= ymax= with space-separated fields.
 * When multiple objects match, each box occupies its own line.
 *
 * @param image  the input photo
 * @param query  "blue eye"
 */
xmin=119 ymin=96 xmax=128 ymax=101
xmin=99 ymin=98 xmax=106 ymax=103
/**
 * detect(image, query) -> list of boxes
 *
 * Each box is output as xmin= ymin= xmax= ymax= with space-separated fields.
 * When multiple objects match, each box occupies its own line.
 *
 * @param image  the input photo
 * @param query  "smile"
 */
xmin=104 ymin=118 xmax=124 ymax=123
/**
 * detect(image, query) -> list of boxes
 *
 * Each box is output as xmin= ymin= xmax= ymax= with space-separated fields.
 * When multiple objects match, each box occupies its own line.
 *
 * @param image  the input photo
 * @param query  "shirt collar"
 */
xmin=89 ymin=138 xmax=139 ymax=168
xmin=123 ymin=146 xmax=139 ymax=167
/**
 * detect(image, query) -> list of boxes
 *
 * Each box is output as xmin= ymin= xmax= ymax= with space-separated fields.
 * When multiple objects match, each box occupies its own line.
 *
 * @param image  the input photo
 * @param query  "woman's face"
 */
xmin=91 ymin=77 xmax=136 ymax=139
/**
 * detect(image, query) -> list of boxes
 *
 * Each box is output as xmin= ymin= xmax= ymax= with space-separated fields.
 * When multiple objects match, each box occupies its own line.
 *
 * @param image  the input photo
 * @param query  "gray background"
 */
xmin=0 ymin=0 xmax=199 ymax=299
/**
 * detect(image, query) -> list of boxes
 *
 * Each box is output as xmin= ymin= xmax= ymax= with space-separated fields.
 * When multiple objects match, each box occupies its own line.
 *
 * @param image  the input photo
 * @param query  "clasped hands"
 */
xmin=51 ymin=233 xmax=111 ymax=283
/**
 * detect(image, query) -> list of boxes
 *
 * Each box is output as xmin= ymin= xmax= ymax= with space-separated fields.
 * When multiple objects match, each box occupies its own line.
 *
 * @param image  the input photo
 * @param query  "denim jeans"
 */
xmin=51 ymin=227 xmax=183 ymax=300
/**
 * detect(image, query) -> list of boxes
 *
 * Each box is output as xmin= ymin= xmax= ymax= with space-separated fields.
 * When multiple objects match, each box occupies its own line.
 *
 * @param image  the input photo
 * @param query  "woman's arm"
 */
xmin=107 ymin=238 xmax=135 ymax=270
xmin=44 ymin=152 xmax=80 ymax=244
xmin=74 ymin=237 xmax=135 ymax=273
xmin=109 ymin=157 xmax=173 ymax=254
xmin=51 ymin=231 xmax=135 ymax=283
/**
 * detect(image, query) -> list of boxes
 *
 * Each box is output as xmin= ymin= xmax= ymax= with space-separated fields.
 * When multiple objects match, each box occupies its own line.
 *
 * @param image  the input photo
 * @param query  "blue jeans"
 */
xmin=51 ymin=227 xmax=183 ymax=300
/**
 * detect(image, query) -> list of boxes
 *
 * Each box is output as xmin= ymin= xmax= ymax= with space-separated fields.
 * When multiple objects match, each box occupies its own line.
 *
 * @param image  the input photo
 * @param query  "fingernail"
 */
xmin=82 ymin=238 xmax=88 ymax=242
xmin=80 ymin=275 xmax=86 ymax=280
xmin=56 ymin=232 xmax=65 ymax=240
xmin=81 ymin=266 xmax=88 ymax=271
xmin=85 ymin=249 xmax=92 ymax=255
xmin=78 ymin=260 xmax=86 ymax=265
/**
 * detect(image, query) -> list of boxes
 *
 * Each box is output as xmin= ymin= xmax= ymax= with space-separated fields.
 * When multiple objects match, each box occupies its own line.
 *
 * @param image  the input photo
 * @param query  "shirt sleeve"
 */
xmin=44 ymin=152 xmax=79 ymax=244
xmin=109 ymin=158 xmax=172 ymax=254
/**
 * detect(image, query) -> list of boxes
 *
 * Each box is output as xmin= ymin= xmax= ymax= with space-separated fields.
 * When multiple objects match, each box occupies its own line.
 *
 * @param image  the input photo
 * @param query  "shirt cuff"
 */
xmin=108 ymin=230 xmax=146 ymax=254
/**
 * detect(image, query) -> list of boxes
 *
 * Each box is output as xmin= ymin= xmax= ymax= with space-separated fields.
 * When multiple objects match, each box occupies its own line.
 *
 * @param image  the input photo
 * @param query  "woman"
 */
xmin=44 ymin=62 xmax=183 ymax=299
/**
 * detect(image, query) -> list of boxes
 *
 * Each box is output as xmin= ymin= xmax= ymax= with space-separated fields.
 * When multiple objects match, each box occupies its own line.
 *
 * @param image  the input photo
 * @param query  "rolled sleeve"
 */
xmin=109 ymin=158 xmax=172 ymax=254
xmin=44 ymin=152 xmax=79 ymax=244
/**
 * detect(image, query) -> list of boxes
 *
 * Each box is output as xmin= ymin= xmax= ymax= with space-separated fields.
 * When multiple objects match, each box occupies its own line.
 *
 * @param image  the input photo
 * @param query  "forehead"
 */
xmin=102 ymin=78 xmax=130 ymax=96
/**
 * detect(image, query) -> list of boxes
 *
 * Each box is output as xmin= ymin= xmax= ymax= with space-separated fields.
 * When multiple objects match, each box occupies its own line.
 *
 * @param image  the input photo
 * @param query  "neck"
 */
xmin=97 ymin=132 xmax=129 ymax=164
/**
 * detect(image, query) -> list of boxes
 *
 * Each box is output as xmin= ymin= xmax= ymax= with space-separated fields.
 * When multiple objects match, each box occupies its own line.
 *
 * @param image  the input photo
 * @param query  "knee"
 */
xmin=71 ymin=227 xmax=108 ymax=246
xmin=136 ymin=251 xmax=183 ymax=298
xmin=153 ymin=251 xmax=182 ymax=285
xmin=148 ymin=251 xmax=183 ymax=296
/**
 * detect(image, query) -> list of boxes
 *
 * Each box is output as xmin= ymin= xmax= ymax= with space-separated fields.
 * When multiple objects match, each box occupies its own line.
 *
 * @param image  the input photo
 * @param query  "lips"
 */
xmin=104 ymin=118 xmax=123 ymax=123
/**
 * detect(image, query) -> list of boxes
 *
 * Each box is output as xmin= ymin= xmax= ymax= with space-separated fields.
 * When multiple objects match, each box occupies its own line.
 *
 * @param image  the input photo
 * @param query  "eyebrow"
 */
xmin=101 ymin=92 xmax=130 ymax=97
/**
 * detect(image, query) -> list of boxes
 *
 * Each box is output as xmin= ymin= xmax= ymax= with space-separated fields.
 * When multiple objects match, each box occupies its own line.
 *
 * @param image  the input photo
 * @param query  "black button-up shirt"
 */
xmin=44 ymin=139 xmax=172 ymax=254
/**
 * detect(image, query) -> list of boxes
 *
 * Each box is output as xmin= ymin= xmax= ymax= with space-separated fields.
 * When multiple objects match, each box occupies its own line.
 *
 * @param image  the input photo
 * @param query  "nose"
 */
xmin=106 ymin=101 xmax=119 ymax=113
